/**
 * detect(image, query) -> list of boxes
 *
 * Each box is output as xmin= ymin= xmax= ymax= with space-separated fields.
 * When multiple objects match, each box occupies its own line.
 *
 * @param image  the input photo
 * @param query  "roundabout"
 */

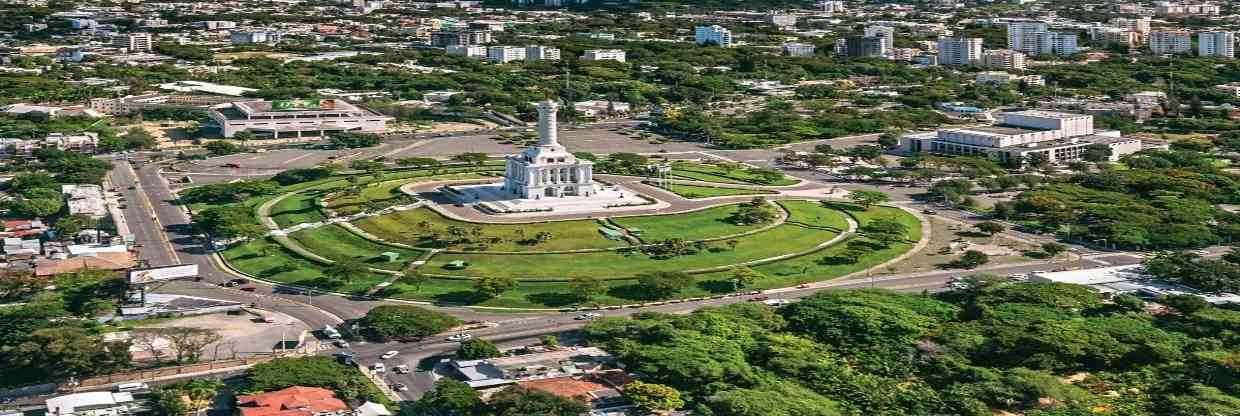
xmin=210 ymin=100 xmax=924 ymax=309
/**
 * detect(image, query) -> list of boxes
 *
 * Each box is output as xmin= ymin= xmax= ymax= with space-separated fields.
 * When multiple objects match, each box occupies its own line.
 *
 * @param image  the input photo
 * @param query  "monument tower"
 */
xmin=502 ymin=100 xmax=595 ymax=199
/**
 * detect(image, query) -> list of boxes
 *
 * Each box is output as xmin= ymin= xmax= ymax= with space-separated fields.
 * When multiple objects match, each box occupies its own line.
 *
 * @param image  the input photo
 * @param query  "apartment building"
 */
xmin=1149 ymin=31 xmax=1192 ymax=54
xmin=112 ymin=33 xmax=152 ymax=52
xmin=582 ymin=49 xmax=625 ymax=62
xmin=695 ymin=25 xmax=733 ymax=47
xmin=937 ymin=37 xmax=982 ymax=66
xmin=981 ymin=49 xmax=1026 ymax=70
xmin=1198 ymin=31 xmax=1235 ymax=58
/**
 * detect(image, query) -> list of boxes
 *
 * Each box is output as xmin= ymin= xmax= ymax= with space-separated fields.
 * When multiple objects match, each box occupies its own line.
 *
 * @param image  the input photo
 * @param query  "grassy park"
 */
xmin=214 ymin=165 xmax=921 ymax=308
xmin=648 ymin=182 xmax=775 ymax=199
xmin=670 ymin=161 xmax=799 ymax=186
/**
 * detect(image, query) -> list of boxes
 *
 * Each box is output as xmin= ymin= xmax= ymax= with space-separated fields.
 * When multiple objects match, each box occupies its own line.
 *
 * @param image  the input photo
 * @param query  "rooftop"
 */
xmin=236 ymin=386 xmax=348 ymax=416
xmin=948 ymin=125 xmax=1042 ymax=136
xmin=1006 ymin=109 xmax=1089 ymax=119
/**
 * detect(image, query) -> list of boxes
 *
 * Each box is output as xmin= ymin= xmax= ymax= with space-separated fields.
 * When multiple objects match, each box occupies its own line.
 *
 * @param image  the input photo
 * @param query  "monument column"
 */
xmin=537 ymin=100 xmax=559 ymax=146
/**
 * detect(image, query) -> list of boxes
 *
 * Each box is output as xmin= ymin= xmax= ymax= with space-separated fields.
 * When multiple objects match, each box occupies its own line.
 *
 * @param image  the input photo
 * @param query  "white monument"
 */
xmin=502 ymin=100 xmax=596 ymax=199
xmin=442 ymin=99 xmax=658 ymax=216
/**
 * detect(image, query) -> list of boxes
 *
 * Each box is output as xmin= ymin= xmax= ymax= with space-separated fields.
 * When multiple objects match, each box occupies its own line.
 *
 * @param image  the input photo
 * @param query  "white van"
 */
xmin=117 ymin=382 xmax=149 ymax=392
xmin=322 ymin=326 xmax=342 ymax=339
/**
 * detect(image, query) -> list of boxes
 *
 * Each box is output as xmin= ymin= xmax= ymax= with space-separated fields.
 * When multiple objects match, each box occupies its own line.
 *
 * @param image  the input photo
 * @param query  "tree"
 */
xmin=539 ymin=335 xmax=558 ymax=347
xmin=624 ymin=381 xmax=684 ymax=413
xmin=1041 ymin=242 xmax=1067 ymax=261
xmin=863 ymin=218 xmax=908 ymax=247
xmin=53 ymin=213 xmax=99 ymax=238
xmin=847 ymin=190 xmax=889 ymax=208
xmin=636 ymin=271 xmax=695 ymax=299
xmin=474 ymin=275 xmax=518 ymax=298
xmin=205 ymin=140 xmax=245 ymax=156
xmin=456 ymin=338 xmax=502 ymax=360
xmin=451 ymin=152 xmax=488 ymax=167
xmin=1160 ymin=294 xmax=1209 ymax=314
xmin=731 ymin=197 xmax=778 ymax=225
xmin=329 ymin=132 xmax=381 ymax=148
xmin=414 ymin=379 xmax=482 ymax=416
xmin=157 ymin=327 xmax=223 ymax=363
xmin=570 ymin=276 xmax=604 ymax=302
xmin=1023 ymin=152 xmax=1050 ymax=170
xmin=489 ymin=386 xmax=589 ymax=416
xmin=193 ymin=205 xmax=266 ymax=240
xmin=152 ymin=386 xmax=191 ymax=416
xmin=956 ymin=250 xmax=990 ymax=268
xmin=9 ymin=326 xmax=131 ymax=379
xmin=975 ymin=221 xmax=1006 ymax=237
xmin=399 ymin=269 xmax=430 ymax=292
xmin=248 ymin=356 xmax=386 ymax=402
xmin=358 ymin=305 xmax=460 ymax=341
xmin=324 ymin=258 xmax=369 ymax=284
xmin=877 ymin=132 xmax=900 ymax=149
xmin=731 ymin=266 xmax=764 ymax=291
xmin=396 ymin=157 xmax=441 ymax=172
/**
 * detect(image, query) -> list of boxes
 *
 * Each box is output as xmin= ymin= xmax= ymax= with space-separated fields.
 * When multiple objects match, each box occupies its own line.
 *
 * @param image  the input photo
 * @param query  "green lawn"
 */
xmin=779 ymin=200 xmax=851 ymax=231
xmin=288 ymin=225 xmax=425 ymax=271
xmin=354 ymin=208 xmax=624 ymax=252
xmin=269 ymin=190 xmax=328 ymax=228
xmin=670 ymin=161 xmax=798 ymax=186
xmin=327 ymin=172 xmax=486 ymax=211
xmin=651 ymin=183 xmax=775 ymax=199
xmin=610 ymin=204 xmax=764 ymax=242
xmin=422 ymin=225 xmax=837 ymax=280
xmin=221 ymin=238 xmax=386 ymax=294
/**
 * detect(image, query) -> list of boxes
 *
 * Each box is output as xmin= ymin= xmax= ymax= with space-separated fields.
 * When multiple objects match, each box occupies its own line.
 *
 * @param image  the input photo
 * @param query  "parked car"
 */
xmin=381 ymin=350 xmax=399 ymax=359
xmin=394 ymin=365 xmax=410 ymax=374
xmin=922 ymin=209 xmax=937 ymax=215
xmin=575 ymin=313 xmax=601 ymax=320
xmin=239 ymin=286 xmax=257 ymax=292
xmin=260 ymin=316 xmax=276 ymax=323
xmin=334 ymin=340 xmax=350 ymax=349
xmin=392 ymin=383 xmax=408 ymax=392
xmin=447 ymin=333 xmax=473 ymax=342
xmin=372 ymin=363 xmax=385 ymax=373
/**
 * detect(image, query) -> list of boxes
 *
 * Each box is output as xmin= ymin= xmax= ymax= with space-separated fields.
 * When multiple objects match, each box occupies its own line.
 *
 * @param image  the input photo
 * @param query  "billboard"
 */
xmin=271 ymin=99 xmax=335 ymax=111
xmin=128 ymin=264 xmax=199 ymax=285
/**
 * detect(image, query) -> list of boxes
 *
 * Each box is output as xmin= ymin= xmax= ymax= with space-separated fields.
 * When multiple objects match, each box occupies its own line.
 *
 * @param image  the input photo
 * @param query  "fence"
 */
xmin=73 ymin=356 xmax=278 ymax=389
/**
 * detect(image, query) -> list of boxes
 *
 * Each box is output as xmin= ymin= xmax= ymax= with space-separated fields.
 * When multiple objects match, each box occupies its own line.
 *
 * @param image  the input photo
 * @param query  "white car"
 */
xmin=447 ymin=333 xmax=473 ymax=342
xmin=392 ymin=383 xmax=409 ymax=392
xmin=575 ymin=313 xmax=602 ymax=320
xmin=394 ymin=365 xmax=411 ymax=374
xmin=372 ymin=363 xmax=385 ymax=373
xmin=380 ymin=350 xmax=399 ymax=359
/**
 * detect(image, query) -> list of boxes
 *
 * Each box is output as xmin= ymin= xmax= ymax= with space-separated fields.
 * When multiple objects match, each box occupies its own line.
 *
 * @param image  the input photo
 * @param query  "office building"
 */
xmin=487 ymin=46 xmax=526 ymax=63
xmin=981 ymin=49 xmax=1026 ymax=70
xmin=840 ymin=36 xmax=886 ymax=58
xmin=766 ymin=12 xmax=796 ymax=29
xmin=208 ymin=99 xmax=392 ymax=139
xmin=112 ymin=33 xmax=152 ymax=52
xmin=864 ymin=25 xmax=895 ymax=52
xmin=937 ymin=37 xmax=983 ymax=65
xmin=1149 ymin=31 xmax=1192 ymax=54
xmin=695 ymin=25 xmax=733 ymax=47
xmin=525 ymin=45 xmax=560 ymax=61
xmin=582 ymin=49 xmax=625 ymax=62
xmin=899 ymin=110 xmax=1141 ymax=166
xmin=430 ymin=30 xmax=492 ymax=47
xmin=446 ymin=45 xmax=487 ymax=59
xmin=229 ymin=31 xmax=280 ymax=45
xmin=782 ymin=42 xmax=816 ymax=57
xmin=1198 ymin=31 xmax=1235 ymax=58
xmin=1005 ymin=20 xmax=1048 ymax=51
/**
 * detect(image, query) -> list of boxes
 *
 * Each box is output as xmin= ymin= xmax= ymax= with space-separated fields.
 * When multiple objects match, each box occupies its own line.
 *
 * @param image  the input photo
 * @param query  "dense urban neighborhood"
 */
xmin=1 ymin=0 xmax=1240 ymax=415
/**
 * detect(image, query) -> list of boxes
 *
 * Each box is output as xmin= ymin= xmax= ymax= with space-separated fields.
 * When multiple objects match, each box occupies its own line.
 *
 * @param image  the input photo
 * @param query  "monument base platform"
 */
xmin=443 ymin=182 xmax=657 ymax=216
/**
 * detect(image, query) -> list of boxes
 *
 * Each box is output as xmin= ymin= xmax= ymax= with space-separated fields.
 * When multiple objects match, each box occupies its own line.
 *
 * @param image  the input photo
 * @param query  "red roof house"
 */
xmin=236 ymin=387 xmax=348 ymax=416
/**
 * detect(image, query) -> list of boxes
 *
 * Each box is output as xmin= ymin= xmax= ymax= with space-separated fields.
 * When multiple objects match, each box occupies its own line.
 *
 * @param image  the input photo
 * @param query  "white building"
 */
xmin=937 ymin=37 xmax=982 ymax=66
xmin=1149 ymin=31 xmax=1192 ymax=54
xmin=208 ymin=99 xmax=391 ymax=139
xmin=766 ymin=12 xmax=796 ymax=29
xmin=1005 ymin=20 xmax=1048 ymax=51
xmin=695 ymin=25 xmax=733 ymax=48
xmin=0 ymin=132 xmax=99 ymax=158
xmin=864 ymin=25 xmax=896 ymax=52
xmin=782 ymin=42 xmax=816 ymax=57
xmin=981 ymin=49 xmax=1026 ymax=70
xmin=821 ymin=0 xmax=845 ymax=14
xmin=230 ymin=31 xmax=280 ymax=45
xmin=196 ymin=21 xmax=237 ymax=30
xmin=158 ymin=81 xmax=256 ymax=97
xmin=446 ymin=45 xmax=487 ymax=59
xmin=525 ymin=45 xmax=560 ymax=61
xmin=487 ymin=46 xmax=526 ymax=63
xmin=976 ymin=72 xmax=1043 ymax=86
xmin=112 ymin=33 xmax=152 ymax=52
xmin=1198 ymin=31 xmax=1235 ymax=58
xmin=582 ymin=49 xmax=625 ymax=63
xmin=1110 ymin=16 xmax=1151 ymax=35
xmin=502 ymin=101 xmax=595 ymax=199
xmin=1020 ymin=31 xmax=1077 ymax=56
xmin=899 ymin=110 xmax=1142 ymax=166
xmin=62 ymin=184 xmax=108 ymax=220
xmin=47 ymin=392 xmax=138 ymax=416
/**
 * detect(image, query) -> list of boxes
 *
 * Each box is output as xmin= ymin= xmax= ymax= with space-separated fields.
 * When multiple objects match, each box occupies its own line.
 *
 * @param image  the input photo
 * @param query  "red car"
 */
xmin=239 ymin=286 xmax=257 ymax=292
xmin=749 ymin=296 xmax=769 ymax=302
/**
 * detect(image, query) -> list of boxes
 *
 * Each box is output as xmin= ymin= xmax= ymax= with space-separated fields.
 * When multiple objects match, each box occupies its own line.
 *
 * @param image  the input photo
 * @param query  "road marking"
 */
xmin=283 ymin=153 xmax=315 ymax=165
xmin=123 ymin=162 xmax=180 ymax=264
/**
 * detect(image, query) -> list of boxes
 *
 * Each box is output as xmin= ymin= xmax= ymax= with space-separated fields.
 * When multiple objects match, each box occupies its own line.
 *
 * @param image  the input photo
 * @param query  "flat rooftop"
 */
xmin=1006 ymin=109 xmax=1088 ymax=119
xmin=947 ymin=125 xmax=1042 ymax=136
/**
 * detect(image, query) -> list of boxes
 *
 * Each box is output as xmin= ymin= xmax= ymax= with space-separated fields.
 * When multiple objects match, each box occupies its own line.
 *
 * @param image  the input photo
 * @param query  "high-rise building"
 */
xmin=525 ymin=45 xmax=560 ymax=61
xmin=430 ymin=30 xmax=492 ymax=47
xmin=446 ymin=45 xmax=487 ymax=59
xmin=1018 ymin=31 xmax=1077 ymax=56
xmin=229 ymin=31 xmax=280 ymax=45
xmin=1005 ymin=20 xmax=1048 ymax=51
xmin=1110 ymin=16 xmax=1151 ymax=35
xmin=582 ymin=49 xmax=625 ymax=62
xmin=1149 ymin=31 xmax=1192 ymax=54
xmin=864 ymin=25 xmax=895 ymax=52
xmin=981 ymin=49 xmax=1026 ymax=70
xmin=842 ymin=36 xmax=886 ymax=58
xmin=821 ymin=0 xmax=845 ymax=14
xmin=937 ymin=37 xmax=983 ymax=65
xmin=782 ymin=42 xmax=816 ymax=57
xmin=487 ymin=46 xmax=526 ymax=63
xmin=112 ymin=33 xmax=152 ymax=52
xmin=1198 ymin=31 xmax=1235 ymax=58
xmin=695 ymin=25 xmax=733 ymax=47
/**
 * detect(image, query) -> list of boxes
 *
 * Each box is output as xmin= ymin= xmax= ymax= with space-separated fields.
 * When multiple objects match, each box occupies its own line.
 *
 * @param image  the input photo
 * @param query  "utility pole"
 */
xmin=563 ymin=67 xmax=573 ymax=125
